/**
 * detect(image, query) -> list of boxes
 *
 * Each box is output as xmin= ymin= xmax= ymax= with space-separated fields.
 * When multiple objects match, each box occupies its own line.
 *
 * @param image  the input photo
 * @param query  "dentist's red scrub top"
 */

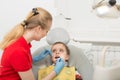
xmin=0 ymin=36 xmax=32 ymax=80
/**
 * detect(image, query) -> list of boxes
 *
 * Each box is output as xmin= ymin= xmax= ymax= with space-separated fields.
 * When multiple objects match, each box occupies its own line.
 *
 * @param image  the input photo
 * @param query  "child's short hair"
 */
xmin=52 ymin=42 xmax=70 ymax=55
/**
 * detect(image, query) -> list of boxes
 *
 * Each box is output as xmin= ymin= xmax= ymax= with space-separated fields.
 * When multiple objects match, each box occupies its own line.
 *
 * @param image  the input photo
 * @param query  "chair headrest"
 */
xmin=46 ymin=27 xmax=70 ymax=45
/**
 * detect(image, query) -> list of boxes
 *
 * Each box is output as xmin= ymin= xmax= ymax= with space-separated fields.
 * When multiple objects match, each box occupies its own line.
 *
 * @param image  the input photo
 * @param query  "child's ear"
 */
xmin=65 ymin=55 xmax=69 ymax=61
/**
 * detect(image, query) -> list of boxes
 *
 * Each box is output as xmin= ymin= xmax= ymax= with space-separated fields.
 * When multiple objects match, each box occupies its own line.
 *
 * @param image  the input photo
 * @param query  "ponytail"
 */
xmin=0 ymin=7 xmax=52 ymax=50
xmin=0 ymin=24 xmax=24 ymax=50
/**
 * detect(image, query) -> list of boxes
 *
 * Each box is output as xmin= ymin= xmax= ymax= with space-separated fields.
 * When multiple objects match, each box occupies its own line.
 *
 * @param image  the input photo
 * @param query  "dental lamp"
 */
xmin=92 ymin=0 xmax=120 ymax=19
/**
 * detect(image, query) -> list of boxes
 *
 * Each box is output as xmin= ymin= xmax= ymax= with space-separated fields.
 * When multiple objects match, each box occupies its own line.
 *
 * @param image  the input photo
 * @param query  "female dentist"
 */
xmin=0 ymin=7 xmax=52 ymax=80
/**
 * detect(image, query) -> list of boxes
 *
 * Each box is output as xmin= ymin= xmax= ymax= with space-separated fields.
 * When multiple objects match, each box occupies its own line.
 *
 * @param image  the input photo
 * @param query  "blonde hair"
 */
xmin=0 ymin=7 xmax=52 ymax=50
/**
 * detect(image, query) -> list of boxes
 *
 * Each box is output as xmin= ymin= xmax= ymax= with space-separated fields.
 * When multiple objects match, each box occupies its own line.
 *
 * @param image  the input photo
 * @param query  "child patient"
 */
xmin=36 ymin=42 xmax=82 ymax=80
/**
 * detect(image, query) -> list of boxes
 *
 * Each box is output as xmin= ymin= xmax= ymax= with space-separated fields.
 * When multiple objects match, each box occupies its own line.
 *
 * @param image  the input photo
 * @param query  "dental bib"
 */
xmin=38 ymin=65 xmax=75 ymax=80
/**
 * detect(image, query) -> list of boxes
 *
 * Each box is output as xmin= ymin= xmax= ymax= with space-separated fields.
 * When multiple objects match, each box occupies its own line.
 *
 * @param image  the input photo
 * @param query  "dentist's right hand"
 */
xmin=54 ymin=57 xmax=65 ymax=75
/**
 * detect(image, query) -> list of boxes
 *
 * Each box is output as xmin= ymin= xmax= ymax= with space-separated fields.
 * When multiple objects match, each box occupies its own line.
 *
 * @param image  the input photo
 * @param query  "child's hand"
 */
xmin=54 ymin=58 xmax=65 ymax=75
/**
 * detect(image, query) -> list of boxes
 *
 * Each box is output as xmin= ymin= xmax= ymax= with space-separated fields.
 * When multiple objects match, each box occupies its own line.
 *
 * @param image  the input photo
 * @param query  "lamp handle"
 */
xmin=92 ymin=0 xmax=105 ymax=9
xmin=98 ymin=46 xmax=110 ymax=67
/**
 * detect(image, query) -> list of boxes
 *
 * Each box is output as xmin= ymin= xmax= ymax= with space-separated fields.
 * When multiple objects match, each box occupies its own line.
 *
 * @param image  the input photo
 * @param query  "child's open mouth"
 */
xmin=55 ymin=56 xmax=60 ymax=59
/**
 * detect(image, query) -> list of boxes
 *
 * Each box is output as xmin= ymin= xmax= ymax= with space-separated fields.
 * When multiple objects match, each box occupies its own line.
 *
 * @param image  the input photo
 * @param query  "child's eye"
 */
xmin=60 ymin=49 xmax=64 ymax=52
xmin=52 ymin=49 xmax=56 ymax=53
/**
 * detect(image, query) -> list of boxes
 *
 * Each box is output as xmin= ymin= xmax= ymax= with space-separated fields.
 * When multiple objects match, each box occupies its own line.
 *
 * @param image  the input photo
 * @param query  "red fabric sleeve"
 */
xmin=76 ymin=74 xmax=83 ymax=80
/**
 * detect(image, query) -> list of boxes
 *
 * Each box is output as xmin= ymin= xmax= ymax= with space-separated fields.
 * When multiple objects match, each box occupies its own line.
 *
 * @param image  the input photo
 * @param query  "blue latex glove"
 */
xmin=33 ymin=49 xmax=52 ymax=62
xmin=54 ymin=58 xmax=65 ymax=75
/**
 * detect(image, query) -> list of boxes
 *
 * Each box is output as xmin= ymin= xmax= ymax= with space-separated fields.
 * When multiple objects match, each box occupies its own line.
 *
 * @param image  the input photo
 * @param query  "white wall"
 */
xmin=1 ymin=0 xmax=120 ymax=53
xmin=0 ymin=0 xmax=57 ymax=52
xmin=55 ymin=0 xmax=120 ymax=43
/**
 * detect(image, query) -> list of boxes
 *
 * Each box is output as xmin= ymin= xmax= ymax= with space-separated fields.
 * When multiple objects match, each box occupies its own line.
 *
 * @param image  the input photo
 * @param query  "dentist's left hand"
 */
xmin=33 ymin=49 xmax=52 ymax=62
xmin=54 ymin=58 xmax=65 ymax=75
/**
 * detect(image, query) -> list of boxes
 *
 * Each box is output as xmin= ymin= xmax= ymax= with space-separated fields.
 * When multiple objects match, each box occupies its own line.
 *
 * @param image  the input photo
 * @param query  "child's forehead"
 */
xmin=51 ymin=44 xmax=66 ymax=50
xmin=52 ymin=43 xmax=65 ymax=48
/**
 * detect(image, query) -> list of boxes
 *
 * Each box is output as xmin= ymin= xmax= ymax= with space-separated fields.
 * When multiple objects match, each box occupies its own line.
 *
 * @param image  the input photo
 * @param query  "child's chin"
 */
xmin=52 ymin=61 xmax=56 ymax=64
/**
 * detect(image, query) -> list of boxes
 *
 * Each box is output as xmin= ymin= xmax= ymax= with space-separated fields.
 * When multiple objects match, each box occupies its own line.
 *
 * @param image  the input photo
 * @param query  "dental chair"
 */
xmin=93 ymin=46 xmax=120 ymax=80
xmin=32 ymin=27 xmax=94 ymax=80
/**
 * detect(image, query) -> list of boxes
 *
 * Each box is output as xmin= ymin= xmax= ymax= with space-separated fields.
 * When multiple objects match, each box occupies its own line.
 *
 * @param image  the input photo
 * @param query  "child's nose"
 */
xmin=56 ymin=51 xmax=59 ymax=54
